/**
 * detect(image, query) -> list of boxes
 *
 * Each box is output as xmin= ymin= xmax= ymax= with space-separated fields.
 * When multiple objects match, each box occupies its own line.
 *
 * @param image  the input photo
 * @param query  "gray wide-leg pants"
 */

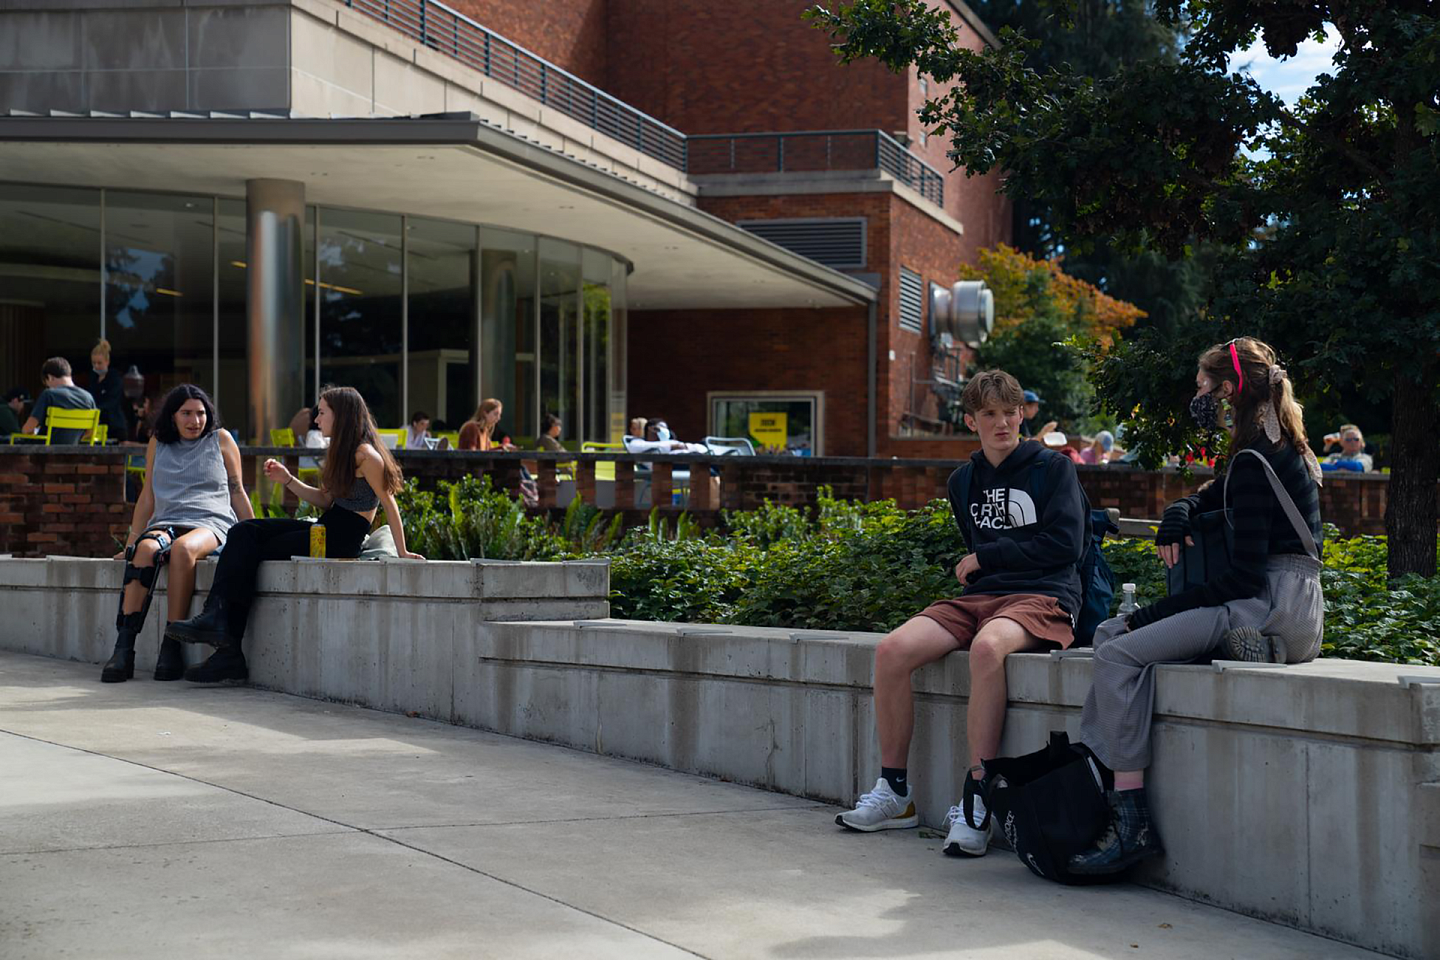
xmin=1079 ymin=554 xmax=1324 ymax=772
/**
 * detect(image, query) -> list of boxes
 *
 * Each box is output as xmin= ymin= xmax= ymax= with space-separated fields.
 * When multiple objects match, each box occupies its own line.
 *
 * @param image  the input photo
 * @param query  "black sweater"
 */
xmin=1130 ymin=440 xmax=1322 ymax=629
xmin=947 ymin=442 xmax=1087 ymax=616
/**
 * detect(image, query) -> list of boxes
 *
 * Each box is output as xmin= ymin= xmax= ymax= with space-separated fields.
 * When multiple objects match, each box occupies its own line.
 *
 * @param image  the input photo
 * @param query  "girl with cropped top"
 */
xmin=166 ymin=386 xmax=423 ymax=682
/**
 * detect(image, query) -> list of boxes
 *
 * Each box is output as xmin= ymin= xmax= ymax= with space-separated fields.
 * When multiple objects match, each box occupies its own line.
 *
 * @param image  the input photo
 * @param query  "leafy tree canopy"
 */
xmin=806 ymin=0 xmax=1440 ymax=576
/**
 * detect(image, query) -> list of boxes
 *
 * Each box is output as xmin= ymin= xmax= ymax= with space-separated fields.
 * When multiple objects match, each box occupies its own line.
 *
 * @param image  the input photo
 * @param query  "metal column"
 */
xmin=245 ymin=179 xmax=305 ymax=443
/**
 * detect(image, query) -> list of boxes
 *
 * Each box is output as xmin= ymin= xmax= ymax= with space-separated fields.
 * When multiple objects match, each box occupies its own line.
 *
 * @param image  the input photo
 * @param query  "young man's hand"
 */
xmin=954 ymin=553 xmax=981 ymax=585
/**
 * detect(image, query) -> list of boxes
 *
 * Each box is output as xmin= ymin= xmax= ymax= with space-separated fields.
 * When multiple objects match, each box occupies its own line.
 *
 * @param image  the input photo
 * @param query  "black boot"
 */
xmin=165 ymin=594 xmax=238 ymax=648
xmin=1068 ymin=788 xmax=1164 ymax=875
xmin=101 ymin=621 xmax=139 ymax=683
xmin=153 ymin=635 xmax=186 ymax=681
xmin=184 ymin=646 xmax=248 ymax=684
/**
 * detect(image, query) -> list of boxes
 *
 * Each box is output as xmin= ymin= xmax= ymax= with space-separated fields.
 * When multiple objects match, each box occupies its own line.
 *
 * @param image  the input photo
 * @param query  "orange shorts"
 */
xmin=917 ymin=593 xmax=1076 ymax=650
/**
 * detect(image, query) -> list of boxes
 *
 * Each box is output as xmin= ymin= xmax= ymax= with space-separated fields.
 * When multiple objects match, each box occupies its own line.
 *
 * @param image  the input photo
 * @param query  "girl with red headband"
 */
xmin=1069 ymin=336 xmax=1325 ymax=875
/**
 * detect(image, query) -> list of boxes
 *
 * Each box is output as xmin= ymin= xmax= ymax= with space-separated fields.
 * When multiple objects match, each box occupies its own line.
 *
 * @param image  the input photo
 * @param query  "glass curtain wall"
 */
xmin=0 ymin=182 xmax=624 ymax=447
xmin=317 ymin=209 xmax=403 ymax=429
xmin=539 ymin=239 xmax=581 ymax=445
xmin=406 ymin=218 xmax=477 ymax=432
xmin=103 ymin=192 xmax=216 ymax=410
xmin=581 ymin=248 xmax=611 ymax=444
xmin=610 ymin=258 xmax=628 ymax=443
xmin=0 ymin=184 xmax=101 ymax=410
xmin=480 ymin=228 xmax=536 ymax=440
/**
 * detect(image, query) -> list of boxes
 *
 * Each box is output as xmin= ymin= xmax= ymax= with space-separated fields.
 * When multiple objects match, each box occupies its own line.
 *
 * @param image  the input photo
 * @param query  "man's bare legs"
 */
xmin=874 ymin=614 xmax=1044 ymax=772
xmin=963 ymin=617 xmax=1046 ymax=771
xmin=873 ymin=616 xmax=961 ymax=767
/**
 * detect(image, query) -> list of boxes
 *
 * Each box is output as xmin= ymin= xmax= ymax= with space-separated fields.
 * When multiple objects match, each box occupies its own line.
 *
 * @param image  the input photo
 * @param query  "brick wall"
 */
xmin=627 ymin=305 xmax=870 ymax=457
xmin=0 ymin=449 xmax=1421 ymax=558
xmin=604 ymin=0 xmax=906 ymax=135
xmin=447 ymin=0 xmax=609 ymax=88
xmin=0 ymin=450 xmax=132 ymax=558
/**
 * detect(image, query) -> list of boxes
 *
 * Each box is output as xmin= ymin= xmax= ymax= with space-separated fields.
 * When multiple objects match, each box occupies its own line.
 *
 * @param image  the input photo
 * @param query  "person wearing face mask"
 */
xmin=1069 ymin=337 xmax=1325 ymax=876
xmin=625 ymin=418 xmax=706 ymax=454
xmin=88 ymin=340 xmax=128 ymax=440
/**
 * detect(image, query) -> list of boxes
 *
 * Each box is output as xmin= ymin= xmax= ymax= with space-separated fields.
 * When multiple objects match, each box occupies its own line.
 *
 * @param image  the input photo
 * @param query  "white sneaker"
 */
xmin=835 ymin=777 xmax=919 ymax=832
xmin=942 ymin=793 xmax=991 ymax=857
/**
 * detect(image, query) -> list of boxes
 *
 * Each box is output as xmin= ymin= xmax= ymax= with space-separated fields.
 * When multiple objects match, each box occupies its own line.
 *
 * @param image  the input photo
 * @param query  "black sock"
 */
xmin=880 ymin=767 xmax=908 ymax=796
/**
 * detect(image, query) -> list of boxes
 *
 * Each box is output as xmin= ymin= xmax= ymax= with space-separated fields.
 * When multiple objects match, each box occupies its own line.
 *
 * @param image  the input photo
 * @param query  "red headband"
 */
xmin=1229 ymin=342 xmax=1245 ymax=394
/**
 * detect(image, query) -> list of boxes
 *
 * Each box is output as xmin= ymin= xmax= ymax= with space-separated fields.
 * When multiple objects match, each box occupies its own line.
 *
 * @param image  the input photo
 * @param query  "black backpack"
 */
xmin=952 ymin=452 xmax=1118 ymax=646
xmin=977 ymin=732 xmax=1122 ymax=885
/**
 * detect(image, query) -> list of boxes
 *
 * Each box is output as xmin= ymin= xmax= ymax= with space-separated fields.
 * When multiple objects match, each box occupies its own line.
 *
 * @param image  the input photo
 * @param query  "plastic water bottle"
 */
xmin=1117 ymin=582 xmax=1138 ymax=617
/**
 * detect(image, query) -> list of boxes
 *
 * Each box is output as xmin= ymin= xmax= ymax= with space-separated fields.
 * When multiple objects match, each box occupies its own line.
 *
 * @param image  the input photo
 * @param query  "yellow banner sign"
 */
xmin=748 ymin=412 xmax=788 ymax=453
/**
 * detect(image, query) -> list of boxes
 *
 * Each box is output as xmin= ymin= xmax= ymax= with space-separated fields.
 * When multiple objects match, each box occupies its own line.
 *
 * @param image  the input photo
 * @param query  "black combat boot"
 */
xmin=100 ymin=614 xmax=142 ymax=683
xmin=153 ymin=635 xmax=187 ymax=681
xmin=164 ymin=594 xmax=238 ymax=648
xmin=184 ymin=646 xmax=248 ymax=683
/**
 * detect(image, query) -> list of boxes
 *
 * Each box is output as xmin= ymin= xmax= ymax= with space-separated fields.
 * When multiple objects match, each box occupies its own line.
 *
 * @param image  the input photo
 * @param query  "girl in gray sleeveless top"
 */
xmin=105 ymin=385 xmax=252 ymax=686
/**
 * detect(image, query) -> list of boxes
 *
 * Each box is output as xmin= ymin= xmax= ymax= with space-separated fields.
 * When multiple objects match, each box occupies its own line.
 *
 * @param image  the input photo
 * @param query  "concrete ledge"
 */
xmin=2 ymin=555 xmax=1434 ymax=958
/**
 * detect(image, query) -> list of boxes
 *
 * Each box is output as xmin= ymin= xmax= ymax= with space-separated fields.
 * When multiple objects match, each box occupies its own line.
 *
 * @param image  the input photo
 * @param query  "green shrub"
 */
xmin=396 ymin=479 xmax=1440 ymax=666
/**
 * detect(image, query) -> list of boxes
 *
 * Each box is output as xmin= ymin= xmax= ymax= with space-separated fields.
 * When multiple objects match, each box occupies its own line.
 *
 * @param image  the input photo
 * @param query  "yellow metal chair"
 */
xmin=434 ymin=430 xmax=460 ymax=449
xmin=9 ymin=407 xmax=102 ymax=445
xmin=375 ymin=428 xmax=406 ymax=450
xmin=270 ymin=428 xmax=296 ymax=447
xmin=581 ymin=442 xmax=625 ymax=483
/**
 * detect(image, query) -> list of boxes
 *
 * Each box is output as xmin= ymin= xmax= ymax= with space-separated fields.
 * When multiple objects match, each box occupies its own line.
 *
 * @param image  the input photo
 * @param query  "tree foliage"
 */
xmin=959 ymin=244 xmax=1144 ymax=427
xmin=806 ymin=0 xmax=1440 ymax=577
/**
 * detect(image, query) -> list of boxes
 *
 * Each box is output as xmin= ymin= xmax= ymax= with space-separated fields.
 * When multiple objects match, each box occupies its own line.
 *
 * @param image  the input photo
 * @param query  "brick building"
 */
xmin=0 ymin=0 xmax=1007 ymax=458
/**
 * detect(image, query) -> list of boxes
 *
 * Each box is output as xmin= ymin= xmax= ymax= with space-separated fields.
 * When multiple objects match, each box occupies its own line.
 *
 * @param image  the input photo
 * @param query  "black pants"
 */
xmin=209 ymin=509 xmax=372 ymax=638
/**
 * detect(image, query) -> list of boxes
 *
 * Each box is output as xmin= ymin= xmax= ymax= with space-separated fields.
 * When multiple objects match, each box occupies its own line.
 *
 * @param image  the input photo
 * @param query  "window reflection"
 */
xmin=0 ymin=184 xmax=100 ymax=402
xmin=540 ymin=239 xmax=580 ymax=445
xmin=103 ymin=191 xmax=215 ymax=414
xmin=480 ymin=228 xmax=536 ymax=439
xmin=318 ymin=209 xmax=403 ymax=429
xmin=407 ymin=218 xmax=476 ymax=432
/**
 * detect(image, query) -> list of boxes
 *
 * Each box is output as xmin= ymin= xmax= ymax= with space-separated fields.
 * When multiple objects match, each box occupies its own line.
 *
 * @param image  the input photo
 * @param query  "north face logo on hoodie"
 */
xmin=971 ymin=487 xmax=1039 ymax=530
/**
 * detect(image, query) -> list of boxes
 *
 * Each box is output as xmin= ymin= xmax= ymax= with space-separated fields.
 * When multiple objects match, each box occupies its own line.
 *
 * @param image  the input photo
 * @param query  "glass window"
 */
xmin=609 ymin=258 xmax=628 ymax=443
xmin=480 ymin=227 xmax=536 ymax=439
xmin=0 ymin=184 xmax=101 ymax=410
xmin=581 ymin=248 xmax=611 ymax=444
xmin=406 ymin=217 xmax=476 ymax=433
xmin=103 ymin=191 xmax=215 ymax=434
xmin=710 ymin=393 xmax=823 ymax=456
xmin=539 ymin=239 xmax=580 ymax=446
xmin=318 ymin=208 xmax=403 ymax=429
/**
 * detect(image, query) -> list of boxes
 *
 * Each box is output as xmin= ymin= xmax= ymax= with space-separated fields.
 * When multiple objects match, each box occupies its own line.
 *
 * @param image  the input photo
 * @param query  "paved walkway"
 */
xmin=1 ymin=651 xmax=1377 ymax=960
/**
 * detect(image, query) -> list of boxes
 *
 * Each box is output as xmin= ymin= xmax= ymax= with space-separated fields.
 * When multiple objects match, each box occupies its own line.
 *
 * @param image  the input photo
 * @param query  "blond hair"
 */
xmin=1197 ymin=337 xmax=1310 ymax=457
xmin=961 ymin=369 xmax=1025 ymax=414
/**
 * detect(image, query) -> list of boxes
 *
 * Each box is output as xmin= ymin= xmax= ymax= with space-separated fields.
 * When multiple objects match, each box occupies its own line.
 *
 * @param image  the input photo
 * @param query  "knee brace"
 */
xmin=117 ymin=527 xmax=176 ymax=630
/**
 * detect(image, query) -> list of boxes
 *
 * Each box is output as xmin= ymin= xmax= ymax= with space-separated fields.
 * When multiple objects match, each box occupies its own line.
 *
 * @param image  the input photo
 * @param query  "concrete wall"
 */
xmin=2 ymin=555 xmax=1435 ymax=958
xmin=0 ymin=2 xmax=292 ymax=113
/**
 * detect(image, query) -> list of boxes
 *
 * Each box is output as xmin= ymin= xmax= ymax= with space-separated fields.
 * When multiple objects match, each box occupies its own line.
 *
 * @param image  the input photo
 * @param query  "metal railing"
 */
xmin=345 ymin=0 xmax=687 ymax=169
xmin=686 ymin=130 xmax=945 ymax=206
xmin=342 ymin=2 xmax=945 ymax=206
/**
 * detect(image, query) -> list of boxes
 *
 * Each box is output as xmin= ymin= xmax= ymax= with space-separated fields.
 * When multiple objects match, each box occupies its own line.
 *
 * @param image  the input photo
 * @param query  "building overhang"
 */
xmin=0 ymin=113 xmax=877 ymax=311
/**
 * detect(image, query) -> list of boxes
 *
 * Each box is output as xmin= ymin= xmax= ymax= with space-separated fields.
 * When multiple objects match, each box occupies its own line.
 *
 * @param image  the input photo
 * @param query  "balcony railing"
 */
xmin=686 ymin=130 xmax=945 ymax=207
xmin=342 ymin=1 xmax=947 ymax=207
xmin=344 ymin=0 xmax=688 ymax=169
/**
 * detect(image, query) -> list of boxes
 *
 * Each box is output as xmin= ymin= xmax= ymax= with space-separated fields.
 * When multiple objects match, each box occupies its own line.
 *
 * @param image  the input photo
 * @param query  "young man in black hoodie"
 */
xmin=836 ymin=370 xmax=1087 ymax=857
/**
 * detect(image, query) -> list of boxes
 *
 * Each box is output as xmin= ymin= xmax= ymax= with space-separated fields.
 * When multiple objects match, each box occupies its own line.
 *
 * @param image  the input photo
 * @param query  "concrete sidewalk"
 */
xmin=1 ymin=652 xmax=1378 ymax=960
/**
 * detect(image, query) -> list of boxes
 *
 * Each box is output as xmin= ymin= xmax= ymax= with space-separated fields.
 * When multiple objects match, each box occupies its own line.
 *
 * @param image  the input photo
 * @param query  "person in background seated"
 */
xmin=835 ymin=370 xmax=1088 ymax=859
xmin=458 ymin=399 xmax=518 ymax=451
xmin=0 ymin=387 xmax=28 ymax=438
xmin=122 ymin=395 xmax=154 ymax=446
xmin=536 ymin=413 xmax=565 ymax=452
xmin=1070 ymin=337 xmax=1323 ymax=876
xmin=1080 ymin=430 xmax=1120 ymax=465
xmin=102 ymin=384 xmax=251 ymax=684
xmin=22 ymin=357 xmax=96 ymax=443
xmin=1322 ymin=424 xmax=1372 ymax=472
xmin=1020 ymin=389 xmax=1058 ymax=440
xmin=88 ymin=340 xmax=127 ymax=439
xmin=166 ymin=386 xmax=424 ymax=683
xmin=406 ymin=410 xmax=431 ymax=450
xmin=626 ymin=418 xmax=706 ymax=454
